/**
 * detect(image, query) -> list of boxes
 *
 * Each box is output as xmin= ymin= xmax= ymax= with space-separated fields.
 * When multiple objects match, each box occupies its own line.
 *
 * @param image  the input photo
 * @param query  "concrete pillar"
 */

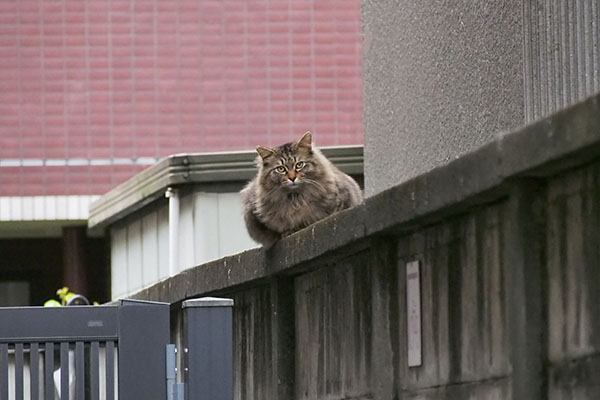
xmin=505 ymin=181 xmax=547 ymax=399
xmin=362 ymin=0 xmax=600 ymax=197
xmin=62 ymin=226 xmax=89 ymax=296
xmin=269 ymin=278 xmax=295 ymax=400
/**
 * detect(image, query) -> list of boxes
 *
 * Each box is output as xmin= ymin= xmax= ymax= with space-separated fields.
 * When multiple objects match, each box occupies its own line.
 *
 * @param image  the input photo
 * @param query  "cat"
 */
xmin=241 ymin=131 xmax=363 ymax=247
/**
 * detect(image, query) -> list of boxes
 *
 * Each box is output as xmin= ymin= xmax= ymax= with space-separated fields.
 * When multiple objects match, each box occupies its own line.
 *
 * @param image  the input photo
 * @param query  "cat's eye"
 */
xmin=295 ymin=161 xmax=305 ymax=170
xmin=275 ymin=166 xmax=286 ymax=173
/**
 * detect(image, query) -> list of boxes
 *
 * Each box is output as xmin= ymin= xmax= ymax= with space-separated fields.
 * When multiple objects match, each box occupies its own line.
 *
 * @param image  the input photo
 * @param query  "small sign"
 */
xmin=406 ymin=260 xmax=422 ymax=367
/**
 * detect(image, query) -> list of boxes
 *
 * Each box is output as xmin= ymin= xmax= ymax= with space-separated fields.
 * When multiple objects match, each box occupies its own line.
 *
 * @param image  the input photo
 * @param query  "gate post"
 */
xmin=118 ymin=299 xmax=170 ymax=400
xmin=182 ymin=297 xmax=233 ymax=400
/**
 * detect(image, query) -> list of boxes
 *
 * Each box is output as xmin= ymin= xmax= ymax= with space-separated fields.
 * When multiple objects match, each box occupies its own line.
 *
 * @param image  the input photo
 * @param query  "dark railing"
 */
xmin=0 ymin=298 xmax=234 ymax=400
xmin=0 ymin=300 xmax=169 ymax=400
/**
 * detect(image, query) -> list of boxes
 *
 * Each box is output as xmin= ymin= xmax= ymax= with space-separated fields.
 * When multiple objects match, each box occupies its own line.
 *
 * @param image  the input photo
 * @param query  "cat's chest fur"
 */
xmin=241 ymin=131 xmax=362 ymax=247
xmin=258 ymin=188 xmax=334 ymax=233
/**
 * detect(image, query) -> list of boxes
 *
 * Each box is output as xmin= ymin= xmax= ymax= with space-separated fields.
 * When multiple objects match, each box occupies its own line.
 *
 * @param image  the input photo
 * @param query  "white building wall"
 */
xmin=0 ymin=195 xmax=100 ymax=221
xmin=110 ymin=191 xmax=258 ymax=300
xmin=141 ymin=212 xmax=159 ymax=288
xmin=111 ymin=227 xmax=129 ymax=299
xmin=157 ymin=207 xmax=170 ymax=279
xmin=214 ymin=192 xmax=256 ymax=258
xmin=178 ymin=195 xmax=196 ymax=271
xmin=193 ymin=193 xmax=220 ymax=264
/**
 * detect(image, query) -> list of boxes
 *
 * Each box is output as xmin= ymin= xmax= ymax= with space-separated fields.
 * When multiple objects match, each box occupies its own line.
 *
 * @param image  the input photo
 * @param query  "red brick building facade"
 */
xmin=0 ymin=0 xmax=363 ymax=305
xmin=0 ymin=0 xmax=363 ymax=197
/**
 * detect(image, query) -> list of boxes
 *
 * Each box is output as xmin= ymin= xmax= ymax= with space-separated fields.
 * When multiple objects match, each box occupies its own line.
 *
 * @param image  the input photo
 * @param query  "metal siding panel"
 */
xmin=523 ymin=0 xmax=600 ymax=122
xmin=0 ymin=196 xmax=101 ymax=222
xmin=193 ymin=192 xmax=220 ymax=264
xmin=56 ymin=197 xmax=68 ymax=219
xmin=45 ymin=196 xmax=57 ymax=220
xmin=157 ymin=206 xmax=170 ymax=280
xmin=22 ymin=197 xmax=33 ymax=220
xmin=0 ymin=198 xmax=9 ymax=220
xmin=67 ymin=197 xmax=80 ymax=219
xmin=126 ymin=220 xmax=143 ymax=294
xmin=33 ymin=197 xmax=45 ymax=219
xmin=111 ymin=226 xmax=129 ymax=300
xmin=141 ymin=211 xmax=160 ymax=287
xmin=178 ymin=194 xmax=196 ymax=270
xmin=217 ymin=192 xmax=257 ymax=258
xmin=9 ymin=197 xmax=22 ymax=220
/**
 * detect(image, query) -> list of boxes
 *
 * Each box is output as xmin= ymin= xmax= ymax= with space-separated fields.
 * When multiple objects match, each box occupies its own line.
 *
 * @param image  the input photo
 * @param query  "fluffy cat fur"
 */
xmin=241 ymin=131 xmax=362 ymax=247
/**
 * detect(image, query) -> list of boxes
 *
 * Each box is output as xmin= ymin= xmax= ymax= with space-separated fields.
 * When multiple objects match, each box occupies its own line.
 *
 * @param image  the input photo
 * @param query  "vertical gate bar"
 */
xmin=105 ymin=341 xmax=115 ymax=400
xmin=60 ymin=343 xmax=69 ymax=400
xmin=90 ymin=342 xmax=99 ymax=400
xmin=30 ymin=343 xmax=39 ymax=400
xmin=0 ymin=343 xmax=8 ymax=400
xmin=44 ymin=343 xmax=54 ymax=400
xmin=15 ymin=343 xmax=24 ymax=400
xmin=75 ymin=342 xmax=84 ymax=400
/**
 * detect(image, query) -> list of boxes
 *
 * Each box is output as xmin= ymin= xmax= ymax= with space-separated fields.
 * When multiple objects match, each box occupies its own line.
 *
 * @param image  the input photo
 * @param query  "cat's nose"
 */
xmin=288 ymin=176 xmax=296 ymax=182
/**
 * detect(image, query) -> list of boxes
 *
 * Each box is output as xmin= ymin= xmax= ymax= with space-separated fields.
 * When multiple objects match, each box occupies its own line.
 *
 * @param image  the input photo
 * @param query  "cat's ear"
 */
xmin=296 ymin=131 xmax=312 ymax=149
xmin=256 ymin=146 xmax=276 ymax=159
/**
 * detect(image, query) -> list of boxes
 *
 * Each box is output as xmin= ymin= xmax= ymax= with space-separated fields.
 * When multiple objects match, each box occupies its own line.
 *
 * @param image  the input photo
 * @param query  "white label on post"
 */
xmin=406 ymin=260 xmax=422 ymax=367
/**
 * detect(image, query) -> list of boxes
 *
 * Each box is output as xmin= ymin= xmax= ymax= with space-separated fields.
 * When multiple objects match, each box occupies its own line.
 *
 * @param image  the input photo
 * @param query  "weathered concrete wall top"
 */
xmin=129 ymin=94 xmax=600 ymax=400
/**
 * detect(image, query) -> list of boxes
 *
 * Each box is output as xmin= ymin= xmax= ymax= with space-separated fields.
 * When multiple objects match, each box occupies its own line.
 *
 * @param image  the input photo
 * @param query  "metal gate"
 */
xmin=0 ymin=298 xmax=233 ymax=400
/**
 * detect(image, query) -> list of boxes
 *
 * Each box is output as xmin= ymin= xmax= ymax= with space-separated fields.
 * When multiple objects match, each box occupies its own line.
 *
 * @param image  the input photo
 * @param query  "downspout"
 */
xmin=165 ymin=187 xmax=180 ymax=277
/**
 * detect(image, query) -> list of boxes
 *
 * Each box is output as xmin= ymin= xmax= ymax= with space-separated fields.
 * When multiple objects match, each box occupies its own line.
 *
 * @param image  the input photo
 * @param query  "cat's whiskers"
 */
xmin=300 ymin=177 xmax=326 ymax=192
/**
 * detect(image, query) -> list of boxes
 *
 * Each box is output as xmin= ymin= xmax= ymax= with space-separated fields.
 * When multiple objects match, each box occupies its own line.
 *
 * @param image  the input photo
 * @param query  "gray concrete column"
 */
xmin=362 ymin=0 xmax=600 ymax=197
xmin=504 ymin=181 xmax=547 ymax=400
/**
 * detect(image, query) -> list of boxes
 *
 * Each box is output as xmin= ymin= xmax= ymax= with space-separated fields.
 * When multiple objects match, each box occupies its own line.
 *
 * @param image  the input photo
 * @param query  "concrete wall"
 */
xmin=127 ymin=94 xmax=600 ymax=399
xmin=547 ymin=164 xmax=600 ymax=399
xmin=363 ymin=0 xmax=600 ymax=196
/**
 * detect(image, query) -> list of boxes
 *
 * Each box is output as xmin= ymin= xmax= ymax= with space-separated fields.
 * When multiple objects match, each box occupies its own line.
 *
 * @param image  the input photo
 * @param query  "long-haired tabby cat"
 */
xmin=241 ymin=131 xmax=362 ymax=247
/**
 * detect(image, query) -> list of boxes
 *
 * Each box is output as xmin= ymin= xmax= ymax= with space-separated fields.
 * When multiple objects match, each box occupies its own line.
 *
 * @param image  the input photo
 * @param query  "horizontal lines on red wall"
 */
xmin=0 ymin=0 xmax=362 ymax=196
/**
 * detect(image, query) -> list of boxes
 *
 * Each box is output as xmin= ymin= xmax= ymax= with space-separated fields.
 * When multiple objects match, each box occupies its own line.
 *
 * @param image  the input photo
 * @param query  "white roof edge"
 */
xmin=0 ymin=195 xmax=101 ymax=222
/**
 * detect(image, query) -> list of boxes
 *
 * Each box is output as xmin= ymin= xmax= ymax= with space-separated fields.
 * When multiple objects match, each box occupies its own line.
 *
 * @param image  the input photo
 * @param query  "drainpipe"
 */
xmin=165 ymin=187 xmax=180 ymax=277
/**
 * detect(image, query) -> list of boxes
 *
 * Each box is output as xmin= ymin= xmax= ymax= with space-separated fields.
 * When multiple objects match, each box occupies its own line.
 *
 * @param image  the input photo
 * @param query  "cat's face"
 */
xmin=256 ymin=132 xmax=322 ymax=192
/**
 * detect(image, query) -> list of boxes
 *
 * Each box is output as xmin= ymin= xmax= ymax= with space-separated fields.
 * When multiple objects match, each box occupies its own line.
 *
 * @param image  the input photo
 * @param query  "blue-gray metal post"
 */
xmin=118 ymin=299 xmax=170 ymax=400
xmin=182 ymin=297 xmax=234 ymax=400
